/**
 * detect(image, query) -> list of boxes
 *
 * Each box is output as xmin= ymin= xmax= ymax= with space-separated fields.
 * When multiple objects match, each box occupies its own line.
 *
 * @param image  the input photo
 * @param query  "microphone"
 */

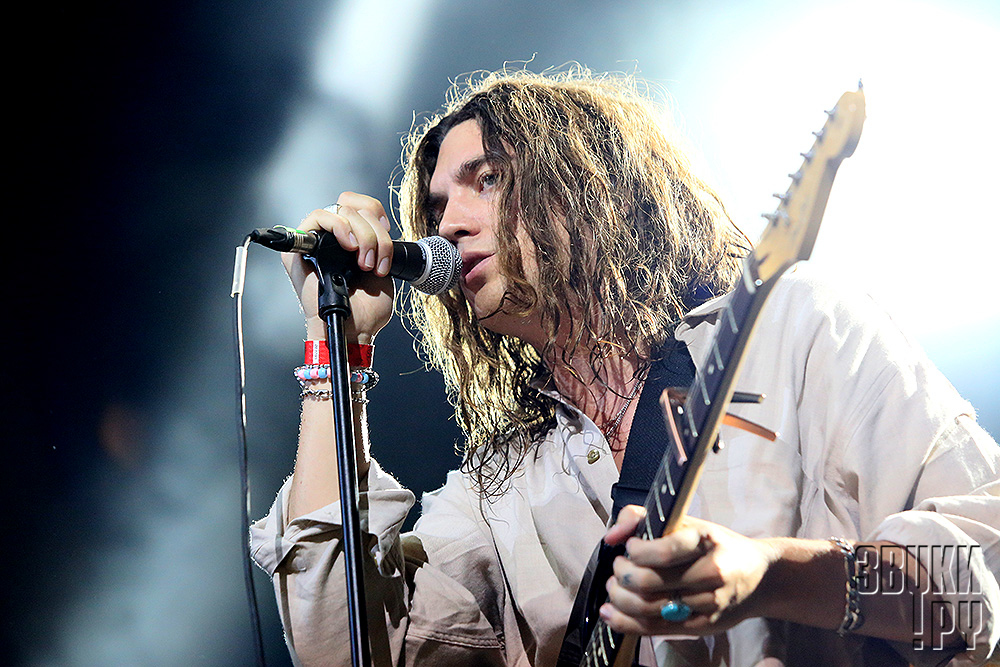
xmin=249 ymin=226 xmax=461 ymax=295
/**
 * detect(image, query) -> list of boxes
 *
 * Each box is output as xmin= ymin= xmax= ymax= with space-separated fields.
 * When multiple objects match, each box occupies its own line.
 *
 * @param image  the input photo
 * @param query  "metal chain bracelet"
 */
xmin=829 ymin=537 xmax=865 ymax=635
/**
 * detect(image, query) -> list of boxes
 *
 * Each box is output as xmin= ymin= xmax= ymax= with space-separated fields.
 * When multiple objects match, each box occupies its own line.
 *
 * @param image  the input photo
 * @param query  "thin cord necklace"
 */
xmin=603 ymin=368 xmax=648 ymax=444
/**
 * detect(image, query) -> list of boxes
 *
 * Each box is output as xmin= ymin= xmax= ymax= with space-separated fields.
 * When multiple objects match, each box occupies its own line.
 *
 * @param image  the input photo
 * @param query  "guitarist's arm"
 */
xmin=601 ymin=511 xmax=964 ymax=650
xmin=598 ymin=273 xmax=1000 ymax=664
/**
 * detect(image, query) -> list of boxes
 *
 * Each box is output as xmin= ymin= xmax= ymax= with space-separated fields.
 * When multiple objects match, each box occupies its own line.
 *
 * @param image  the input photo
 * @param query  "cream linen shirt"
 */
xmin=251 ymin=267 xmax=1000 ymax=667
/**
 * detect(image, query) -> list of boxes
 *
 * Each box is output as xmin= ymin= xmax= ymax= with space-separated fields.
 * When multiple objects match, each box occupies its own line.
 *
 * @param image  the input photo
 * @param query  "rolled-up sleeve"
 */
xmin=783 ymin=272 xmax=1000 ymax=665
xmin=250 ymin=460 xmax=415 ymax=578
xmin=249 ymin=460 xmax=416 ymax=666
xmin=249 ymin=460 xmax=510 ymax=667
xmin=868 ymin=418 xmax=1000 ymax=665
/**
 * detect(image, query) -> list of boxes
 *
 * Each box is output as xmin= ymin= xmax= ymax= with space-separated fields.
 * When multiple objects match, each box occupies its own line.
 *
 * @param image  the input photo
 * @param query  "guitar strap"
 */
xmin=557 ymin=337 xmax=696 ymax=667
xmin=610 ymin=338 xmax=696 ymax=522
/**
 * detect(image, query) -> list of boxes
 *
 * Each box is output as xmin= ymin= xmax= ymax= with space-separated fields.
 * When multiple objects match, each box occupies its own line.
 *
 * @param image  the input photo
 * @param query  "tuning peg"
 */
xmin=800 ymin=149 xmax=814 ymax=161
xmin=788 ymin=171 xmax=802 ymax=184
xmin=812 ymin=129 xmax=825 ymax=140
xmin=772 ymin=192 xmax=789 ymax=203
xmin=825 ymin=108 xmax=836 ymax=117
xmin=761 ymin=211 xmax=789 ymax=225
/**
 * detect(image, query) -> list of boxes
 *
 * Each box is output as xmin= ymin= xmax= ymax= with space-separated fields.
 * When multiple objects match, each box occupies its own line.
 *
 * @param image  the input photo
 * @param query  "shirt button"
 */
xmin=587 ymin=449 xmax=601 ymax=464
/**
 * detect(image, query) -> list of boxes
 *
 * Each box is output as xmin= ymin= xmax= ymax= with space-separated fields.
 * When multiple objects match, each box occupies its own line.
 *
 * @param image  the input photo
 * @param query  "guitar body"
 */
xmin=558 ymin=86 xmax=866 ymax=667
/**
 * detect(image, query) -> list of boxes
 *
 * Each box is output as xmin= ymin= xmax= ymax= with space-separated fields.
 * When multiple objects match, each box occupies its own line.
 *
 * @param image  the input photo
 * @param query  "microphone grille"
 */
xmin=411 ymin=236 xmax=461 ymax=295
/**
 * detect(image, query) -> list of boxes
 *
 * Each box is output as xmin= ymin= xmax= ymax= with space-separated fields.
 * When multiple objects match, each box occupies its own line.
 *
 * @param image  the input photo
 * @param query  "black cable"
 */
xmin=232 ymin=237 xmax=267 ymax=667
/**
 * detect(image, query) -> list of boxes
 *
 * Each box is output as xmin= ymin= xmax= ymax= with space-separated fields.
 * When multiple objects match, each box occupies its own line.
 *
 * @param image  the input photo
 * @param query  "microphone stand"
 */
xmin=304 ymin=252 xmax=371 ymax=667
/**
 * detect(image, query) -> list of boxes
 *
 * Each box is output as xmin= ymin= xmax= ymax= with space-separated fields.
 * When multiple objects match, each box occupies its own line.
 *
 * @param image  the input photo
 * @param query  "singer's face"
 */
xmin=430 ymin=120 xmax=543 ymax=345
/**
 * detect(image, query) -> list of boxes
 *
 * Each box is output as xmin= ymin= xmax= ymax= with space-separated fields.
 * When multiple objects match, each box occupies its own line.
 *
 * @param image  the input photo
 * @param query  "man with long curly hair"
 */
xmin=251 ymin=68 xmax=999 ymax=666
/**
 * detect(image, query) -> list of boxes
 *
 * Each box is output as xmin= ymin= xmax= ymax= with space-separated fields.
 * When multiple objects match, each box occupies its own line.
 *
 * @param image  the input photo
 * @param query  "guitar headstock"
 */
xmin=752 ymin=85 xmax=866 ymax=285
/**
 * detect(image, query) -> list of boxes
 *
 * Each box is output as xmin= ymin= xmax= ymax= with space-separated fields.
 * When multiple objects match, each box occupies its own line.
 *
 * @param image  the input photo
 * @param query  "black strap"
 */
xmin=557 ymin=340 xmax=696 ymax=667
xmin=610 ymin=339 xmax=696 ymax=522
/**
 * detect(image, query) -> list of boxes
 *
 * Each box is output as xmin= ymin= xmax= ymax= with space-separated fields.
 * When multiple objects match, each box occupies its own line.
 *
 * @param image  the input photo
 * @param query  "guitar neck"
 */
xmin=579 ymin=265 xmax=782 ymax=667
xmin=638 ymin=262 xmax=777 ymax=540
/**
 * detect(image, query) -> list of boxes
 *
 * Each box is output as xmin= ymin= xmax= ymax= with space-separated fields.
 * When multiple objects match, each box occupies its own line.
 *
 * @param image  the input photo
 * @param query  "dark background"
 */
xmin=9 ymin=1 xmax=998 ymax=665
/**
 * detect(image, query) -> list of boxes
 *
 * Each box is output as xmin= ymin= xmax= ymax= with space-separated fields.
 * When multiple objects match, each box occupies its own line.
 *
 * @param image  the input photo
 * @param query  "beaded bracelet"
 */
xmin=829 ymin=537 xmax=865 ymax=635
xmin=294 ymin=365 xmax=379 ymax=388
xmin=294 ymin=364 xmax=331 ymax=383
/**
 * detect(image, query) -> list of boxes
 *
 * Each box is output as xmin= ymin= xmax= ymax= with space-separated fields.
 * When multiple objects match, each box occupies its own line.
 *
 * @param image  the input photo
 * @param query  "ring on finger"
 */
xmin=323 ymin=203 xmax=342 ymax=215
xmin=659 ymin=598 xmax=692 ymax=622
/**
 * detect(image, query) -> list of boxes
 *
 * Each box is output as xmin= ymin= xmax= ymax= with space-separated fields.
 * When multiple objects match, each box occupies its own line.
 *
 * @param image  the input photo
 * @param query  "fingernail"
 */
xmin=364 ymin=249 xmax=375 ymax=269
xmin=379 ymin=215 xmax=390 ymax=231
xmin=599 ymin=604 xmax=612 ymax=621
xmin=348 ymin=232 xmax=358 ymax=248
xmin=377 ymin=257 xmax=390 ymax=275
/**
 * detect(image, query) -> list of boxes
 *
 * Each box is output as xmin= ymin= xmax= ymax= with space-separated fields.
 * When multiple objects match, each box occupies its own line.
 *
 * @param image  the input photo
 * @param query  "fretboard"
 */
xmin=579 ymin=262 xmax=773 ymax=667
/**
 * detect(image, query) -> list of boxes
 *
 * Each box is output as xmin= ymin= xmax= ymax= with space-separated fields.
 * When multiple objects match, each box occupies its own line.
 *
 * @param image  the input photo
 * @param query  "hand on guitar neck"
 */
xmin=599 ymin=507 xmax=966 ymax=654
xmin=599 ymin=507 xmax=775 ymax=636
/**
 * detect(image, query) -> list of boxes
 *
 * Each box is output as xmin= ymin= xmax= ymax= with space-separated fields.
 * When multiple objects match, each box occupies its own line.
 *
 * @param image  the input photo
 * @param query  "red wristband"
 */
xmin=305 ymin=340 xmax=374 ymax=368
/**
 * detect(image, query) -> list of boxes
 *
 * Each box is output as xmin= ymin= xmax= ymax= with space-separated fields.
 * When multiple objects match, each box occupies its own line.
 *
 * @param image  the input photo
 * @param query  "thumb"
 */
xmin=604 ymin=505 xmax=646 ymax=546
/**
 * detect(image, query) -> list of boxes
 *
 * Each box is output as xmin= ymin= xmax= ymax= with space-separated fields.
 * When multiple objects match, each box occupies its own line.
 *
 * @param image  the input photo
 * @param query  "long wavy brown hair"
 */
xmin=396 ymin=66 xmax=750 ymax=498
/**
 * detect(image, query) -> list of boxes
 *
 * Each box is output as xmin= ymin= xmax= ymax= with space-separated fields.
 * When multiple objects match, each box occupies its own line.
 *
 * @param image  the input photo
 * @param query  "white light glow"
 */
xmin=313 ymin=0 xmax=436 ymax=121
xmin=678 ymin=0 xmax=1000 ymax=338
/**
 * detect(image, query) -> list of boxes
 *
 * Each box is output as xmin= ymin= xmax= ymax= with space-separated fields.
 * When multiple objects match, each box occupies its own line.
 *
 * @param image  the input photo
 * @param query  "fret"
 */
xmin=664 ymin=471 xmax=675 ymax=497
xmin=741 ymin=265 xmax=759 ymax=294
xmin=712 ymin=342 xmax=724 ymax=372
xmin=597 ymin=629 xmax=607 ymax=664
xmin=697 ymin=374 xmax=711 ymax=406
xmin=654 ymin=487 xmax=665 ymax=521
xmin=684 ymin=409 xmax=698 ymax=440
xmin=725 ymin=305 xmax=739 ymax=333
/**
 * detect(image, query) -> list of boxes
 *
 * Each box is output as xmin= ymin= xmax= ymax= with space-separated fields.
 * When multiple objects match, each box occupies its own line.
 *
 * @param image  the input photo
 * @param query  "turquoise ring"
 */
xmin=659 ymin=599 xmax=692 ymax=622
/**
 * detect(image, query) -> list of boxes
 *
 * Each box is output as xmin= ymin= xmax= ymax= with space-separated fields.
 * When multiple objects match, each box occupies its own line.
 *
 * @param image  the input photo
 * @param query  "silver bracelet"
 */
xmin=301 ymin=386 xmax=370 ymax=405
xmin=829 ymin=537 xmax=865 ymax=635
xmin=301 ymin=387 xmax=334 ymax=400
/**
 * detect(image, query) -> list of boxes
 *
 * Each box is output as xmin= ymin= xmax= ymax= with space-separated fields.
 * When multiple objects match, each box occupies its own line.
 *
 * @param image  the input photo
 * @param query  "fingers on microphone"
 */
xmin=336 ymin=192 xmax=389 ymax=227
xmin=296 ymin=207 xmax=359 ymax=253
xmin=357 ymin=209 xmax=394 ymax=276
xmin=318 ymin=207 xmax=363 ymax=252
xmin=336 ymin=206 xmax=376 ymax=273
xmin=300 ymin=193 xmax=394 ymax=276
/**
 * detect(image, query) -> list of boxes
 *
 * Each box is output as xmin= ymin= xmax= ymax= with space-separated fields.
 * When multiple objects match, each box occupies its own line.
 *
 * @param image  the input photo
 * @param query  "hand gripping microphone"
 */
xmin=250 ymin=226 xmax=461 ymax=295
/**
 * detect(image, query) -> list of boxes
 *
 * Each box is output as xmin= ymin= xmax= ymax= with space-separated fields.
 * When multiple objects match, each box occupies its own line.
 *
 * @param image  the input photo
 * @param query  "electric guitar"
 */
xmin=557 ymin=85 xmax=866 ymax=667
